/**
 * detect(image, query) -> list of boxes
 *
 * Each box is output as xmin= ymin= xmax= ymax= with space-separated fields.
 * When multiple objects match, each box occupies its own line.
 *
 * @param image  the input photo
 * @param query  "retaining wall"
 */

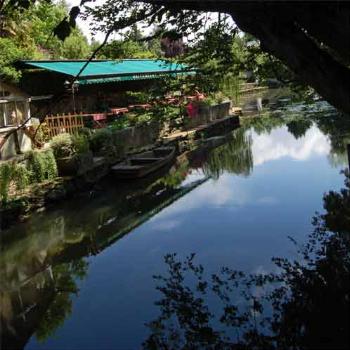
xmin=185 ymin=101 xmax=231 ymax=130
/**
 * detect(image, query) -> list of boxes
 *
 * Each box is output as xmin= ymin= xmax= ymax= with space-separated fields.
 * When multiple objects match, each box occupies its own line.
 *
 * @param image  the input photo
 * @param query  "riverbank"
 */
xmin=0 ymin=114 xmax=240 ymax=231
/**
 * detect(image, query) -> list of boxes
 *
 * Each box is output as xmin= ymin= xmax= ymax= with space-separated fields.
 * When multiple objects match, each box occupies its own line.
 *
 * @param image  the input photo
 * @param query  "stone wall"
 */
xmin=184 ymin=101 xmax=231 ymax=130
xmin=112 ymin=120 xmax=161 ymax=156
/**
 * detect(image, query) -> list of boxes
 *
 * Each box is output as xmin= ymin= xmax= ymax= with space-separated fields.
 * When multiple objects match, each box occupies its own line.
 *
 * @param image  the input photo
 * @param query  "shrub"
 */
xmin=109 ymin=116 xmax=130 ymax=130
xmin=90 ymin=128 xmax=113 ymax=153
xmin=72 ymin=134 xmax=90 ymax=154
xmin=0 ymin=161 xmax=31 ymax=204
xmin=124 ymin=91 xmax=149 ymax=104
xmin=78 ymin=127 xmax=93 ymax=139
xmin=50 ymin=133 xmax=75 ymax=158
xmin=0 ymin=162 xmax=14 ymax=204
xmin=26 ymin=149 xmax=58 ymax=183
xmin=13 ymin=163 xmax=30 ymax=190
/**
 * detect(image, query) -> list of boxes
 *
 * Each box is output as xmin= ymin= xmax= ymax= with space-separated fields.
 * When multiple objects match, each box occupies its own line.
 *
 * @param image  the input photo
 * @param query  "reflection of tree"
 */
xmin=312 ymin=113 xmax=350 ymax=166
xmin=1 ymin=258 xmax=88 ymax=349
xmin=244 ymin=115 xmax=286 ymax=135
xmin=286 ymin=119 xmax=312 ymax=139
xmin=144 ymin=172 xmax=350 ymax=350
xmin=203 ymin=128 xmax=253 ymax=179
xmin=35 ymin=259 xmax=88 ymax=342
xmin=158 ymin=159 xmax=190 ymax=189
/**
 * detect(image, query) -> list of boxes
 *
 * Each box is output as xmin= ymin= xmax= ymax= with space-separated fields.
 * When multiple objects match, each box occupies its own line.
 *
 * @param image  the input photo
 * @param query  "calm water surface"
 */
xmin=1 ymin=99 xmax=349 ymax=349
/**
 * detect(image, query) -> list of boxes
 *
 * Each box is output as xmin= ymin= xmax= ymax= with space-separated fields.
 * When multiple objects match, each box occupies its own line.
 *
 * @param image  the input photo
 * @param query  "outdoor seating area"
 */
xmin=39 ymin=92 xmax=209 ymax=138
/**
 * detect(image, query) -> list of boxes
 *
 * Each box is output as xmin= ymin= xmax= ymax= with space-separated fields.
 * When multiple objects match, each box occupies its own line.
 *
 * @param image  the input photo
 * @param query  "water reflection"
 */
xmin=1 ymin=106 xmax=349 ymax=349
xmin=203 ymin=128 xmax=253 ymax=179
xmin=1 ymin=259 xmax=88 ymax=350
xmin=244 ymin=99 xmax=350 ymax=168
xmin=251 ymin=125 xmax=330 ymax=166
xmin=144 ymin=172 xmax=350 ymax=350
xmin=0 ymin=141 xmax=223 ymax=349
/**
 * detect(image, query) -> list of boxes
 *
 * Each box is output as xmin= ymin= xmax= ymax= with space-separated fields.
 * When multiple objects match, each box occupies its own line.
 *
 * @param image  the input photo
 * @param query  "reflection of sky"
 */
xmin=251 ymin=125 xmax=330 ymax=166
xmin=28 ymin=124 xmax=345 ymax=350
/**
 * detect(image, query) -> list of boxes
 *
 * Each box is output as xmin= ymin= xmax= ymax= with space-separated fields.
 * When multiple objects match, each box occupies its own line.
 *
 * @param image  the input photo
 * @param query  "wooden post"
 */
xmin=347 ymin=144 xmax=350 ymax=171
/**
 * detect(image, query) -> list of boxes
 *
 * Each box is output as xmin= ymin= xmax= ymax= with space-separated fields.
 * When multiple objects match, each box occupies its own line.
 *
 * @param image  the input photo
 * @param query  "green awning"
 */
xmin=19 ymin=59 xmax=195 ymax=85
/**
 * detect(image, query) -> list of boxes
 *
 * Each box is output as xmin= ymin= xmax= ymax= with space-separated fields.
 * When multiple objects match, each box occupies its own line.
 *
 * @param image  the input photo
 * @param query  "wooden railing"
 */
xmin=44 ymin=114 xmax=84 ymax=139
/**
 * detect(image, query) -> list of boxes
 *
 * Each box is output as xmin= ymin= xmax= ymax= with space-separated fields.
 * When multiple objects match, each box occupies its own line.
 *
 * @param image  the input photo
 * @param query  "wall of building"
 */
xmin=0 ymin=82 xmax=32 ymax=159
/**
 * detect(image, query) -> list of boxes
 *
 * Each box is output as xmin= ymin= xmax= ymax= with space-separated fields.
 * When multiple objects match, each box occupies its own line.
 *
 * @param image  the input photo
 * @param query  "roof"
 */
xmin=19 ymin=59 xmax=195 ymax=85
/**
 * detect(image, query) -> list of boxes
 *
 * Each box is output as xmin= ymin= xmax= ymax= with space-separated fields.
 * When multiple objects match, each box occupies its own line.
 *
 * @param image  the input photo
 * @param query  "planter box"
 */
xmin=56 ymin=157 xmax=77 ymax=176
xmin=56 ymin=151 xmax=93 ymax=176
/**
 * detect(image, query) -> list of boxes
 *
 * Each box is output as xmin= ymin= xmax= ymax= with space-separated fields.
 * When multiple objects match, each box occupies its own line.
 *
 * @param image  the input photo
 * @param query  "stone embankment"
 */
xmin=0 ymin=103 xmax=240 ymax=231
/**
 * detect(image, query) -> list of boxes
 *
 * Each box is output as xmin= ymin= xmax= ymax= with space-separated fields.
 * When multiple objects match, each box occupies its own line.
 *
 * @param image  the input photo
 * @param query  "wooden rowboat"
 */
xmin=111 ymin=146 xmax=176 ymax=178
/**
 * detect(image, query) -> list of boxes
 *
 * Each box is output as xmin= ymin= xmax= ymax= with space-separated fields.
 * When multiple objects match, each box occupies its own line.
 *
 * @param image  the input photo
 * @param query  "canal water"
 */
xmin=1 ymin=97 xmax=349 ymax=349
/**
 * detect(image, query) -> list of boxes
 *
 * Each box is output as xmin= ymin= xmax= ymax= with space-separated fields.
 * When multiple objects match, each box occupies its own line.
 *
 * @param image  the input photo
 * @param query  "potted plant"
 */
xmin=50 ymin=133 xmax=93 ymax=176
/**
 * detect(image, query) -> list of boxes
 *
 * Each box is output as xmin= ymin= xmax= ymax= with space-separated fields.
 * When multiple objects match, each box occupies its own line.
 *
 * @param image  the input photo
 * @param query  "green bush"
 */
xmin=13 ymin=163 xmax=30 ymax=190
xmin=72 ymin=134 xmax=90 ymax=154
xmin=124 ymin=91 xmax=150 ymax=104
xmin=26 ymin=149 xmax=58 ymax=183
xmin=50 ymin=132 xmax=91 ymax=159
xmin=78 ymin=127 xmax=93 ymax=139
xmin=109 ymin=116 xmax=130 ymax=130
xmin=90 ymin=128 xmax=113 ymax=153
xmin=50 ymin=133 xmax=75 ymax=158
xmin=0 ymin=162 xmax=14 ymax=204
xmin=0 ymin=161 xmax=31 ymax=204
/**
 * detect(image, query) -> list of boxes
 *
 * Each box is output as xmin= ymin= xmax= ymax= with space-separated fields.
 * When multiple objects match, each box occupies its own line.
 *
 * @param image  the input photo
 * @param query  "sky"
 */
xmin=67 ymin=0 xmax=106 ymax=42
xmin=66 ymin=0 xmax=228 ymax=43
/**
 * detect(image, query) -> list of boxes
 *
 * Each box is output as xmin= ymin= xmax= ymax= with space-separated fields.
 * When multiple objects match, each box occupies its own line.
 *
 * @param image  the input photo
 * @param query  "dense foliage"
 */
xmin=0 ymin=148 xmax=57 ymax=204
xmin=0 ymin=0 xmax=90 ymax=82
xmin=94 ymin=24 xmax=160 ymax=59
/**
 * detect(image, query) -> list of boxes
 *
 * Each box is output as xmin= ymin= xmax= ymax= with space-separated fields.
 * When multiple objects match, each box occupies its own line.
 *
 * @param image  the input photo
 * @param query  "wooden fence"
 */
xmin=44 ymin=114 xmax=84 ymax=139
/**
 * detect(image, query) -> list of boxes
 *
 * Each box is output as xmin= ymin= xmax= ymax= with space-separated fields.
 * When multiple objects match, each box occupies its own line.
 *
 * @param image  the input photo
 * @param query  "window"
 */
xmin=0 ymin=100 xmax=29 ymax=128
xmin=4 ymin=102 xmax=18 ymax=126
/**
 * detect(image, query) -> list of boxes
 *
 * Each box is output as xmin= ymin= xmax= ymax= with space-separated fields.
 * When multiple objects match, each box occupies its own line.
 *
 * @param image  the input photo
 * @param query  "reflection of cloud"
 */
xmin=183 ymin=175 xmax=247 ymax=209
xmin=181 ymin=170 xmax=205 ymax=186
xmin=157 ymin=175 xmax=250 ymax=223
xmin=150 ymin=220 xmax=181 ymax=231
xmin=252 ymin=126 xmax=330 ymax=166
xmin=256 ymin=196 xmax=278 ymax=205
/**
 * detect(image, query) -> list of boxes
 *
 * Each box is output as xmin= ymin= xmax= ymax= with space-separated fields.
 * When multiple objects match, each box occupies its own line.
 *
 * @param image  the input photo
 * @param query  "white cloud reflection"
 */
xmin=252 ymin=125 xmax=330 ymax=166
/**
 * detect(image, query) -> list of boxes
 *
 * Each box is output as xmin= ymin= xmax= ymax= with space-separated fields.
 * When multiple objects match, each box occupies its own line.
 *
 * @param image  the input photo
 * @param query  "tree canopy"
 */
xmin=1 ymin=0 xmax=349 ymax=113
xmin=0 ymin=0 xmax=90 ymax=81
xmin=83 ymin=0 xmax=350 ymax=114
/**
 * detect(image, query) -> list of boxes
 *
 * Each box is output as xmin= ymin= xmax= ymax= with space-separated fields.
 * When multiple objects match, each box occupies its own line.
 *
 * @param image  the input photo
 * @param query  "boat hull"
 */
xmin=111 ymin=147 xmax=176 ymax=179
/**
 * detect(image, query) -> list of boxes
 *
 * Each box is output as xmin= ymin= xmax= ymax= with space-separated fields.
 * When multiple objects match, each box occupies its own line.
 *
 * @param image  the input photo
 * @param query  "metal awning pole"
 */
xmin=72 ymin=87 xmax=76 ymax=114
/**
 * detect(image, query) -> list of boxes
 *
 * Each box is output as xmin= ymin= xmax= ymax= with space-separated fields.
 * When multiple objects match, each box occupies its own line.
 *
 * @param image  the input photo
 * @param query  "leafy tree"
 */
xmin=61 ymin=29 xmax=90 ymax=59
xmin=83 ymin=0 xmax=350 ymax=114
xmin=95 ymin=24 xmax=160 ymax=59
xmin=97 ymin=39 xmax=156 ymax=59
xmin=0 ymin=0 xmax=90 ymax=81
xmin=0 ymin=38 xmax=35 ymax=81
